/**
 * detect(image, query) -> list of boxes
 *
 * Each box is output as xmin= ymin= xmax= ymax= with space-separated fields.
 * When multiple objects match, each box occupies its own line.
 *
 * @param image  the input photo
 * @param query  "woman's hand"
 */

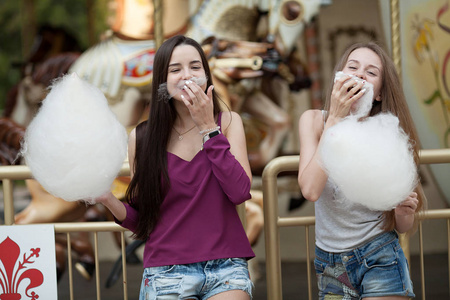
xmin=181 ymin=81 xmax=216 ymax=130
xmin=395 ymin=192 xmax=418 ymax=233
xmin=395 ymin=192 xmax=419 ymax=216
xmin=329 ymin=74 xmax=366 ymax=119
xmin=94 ymin=191 xmax=114 ymax=205
xmin=94 ymin=191 xmax=127 ymax=222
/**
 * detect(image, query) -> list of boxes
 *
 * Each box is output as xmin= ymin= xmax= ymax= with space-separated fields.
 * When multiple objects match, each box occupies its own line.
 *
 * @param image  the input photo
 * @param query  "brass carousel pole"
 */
xmin=153 ymin=0 xmax=163 ymax=50
xmin=390 ymin=0 xmax=401 ymax=79
xmin=390 ymin=0 xmax=408 ymax=253
xmin=21 ymin=0 xmax=36 ymax=59
xmin=86 ymin=0 xmax=96 ymax=46
xmin=390 ymin=2 xmax=420 ymax=298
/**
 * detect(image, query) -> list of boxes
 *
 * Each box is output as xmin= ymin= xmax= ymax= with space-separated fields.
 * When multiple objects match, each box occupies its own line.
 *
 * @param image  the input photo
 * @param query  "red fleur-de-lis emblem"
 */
xmin=0 ymin=236 xmax=44 ymax=299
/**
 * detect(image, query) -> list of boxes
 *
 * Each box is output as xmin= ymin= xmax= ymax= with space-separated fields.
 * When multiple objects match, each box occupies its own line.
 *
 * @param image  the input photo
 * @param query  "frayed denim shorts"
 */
xmin=139 ymin=258 xmax=253 ymax=300
xmin=314 ymin=231 xmax=415 ymax=299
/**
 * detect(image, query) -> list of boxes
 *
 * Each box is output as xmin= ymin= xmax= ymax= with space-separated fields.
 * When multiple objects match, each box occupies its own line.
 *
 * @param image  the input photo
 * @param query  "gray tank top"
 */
xmin=315 ymin=111 xmax=384 ymax=252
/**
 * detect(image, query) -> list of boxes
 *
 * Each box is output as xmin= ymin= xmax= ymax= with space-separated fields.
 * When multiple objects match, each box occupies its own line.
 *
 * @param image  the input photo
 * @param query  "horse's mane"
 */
xmin=27 ymin=24 xmax=82 ymax=64
xmin=31 ymin=52 xmax=81 ymax=87
xmin=4 ymin=52 xmax=81 ymax=119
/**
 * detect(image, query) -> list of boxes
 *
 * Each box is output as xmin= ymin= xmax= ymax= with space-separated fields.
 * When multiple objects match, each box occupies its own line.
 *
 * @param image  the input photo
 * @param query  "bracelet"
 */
xmin=199 ymin=126 xmax=220 ymax=135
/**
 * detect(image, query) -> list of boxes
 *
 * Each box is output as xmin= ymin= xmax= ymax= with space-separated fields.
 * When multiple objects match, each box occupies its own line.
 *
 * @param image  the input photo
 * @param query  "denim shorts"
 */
xmin=314 ymin=231 xmax=415 ymax=299
xmin=139 ymin=258 xmax=253 ymax=300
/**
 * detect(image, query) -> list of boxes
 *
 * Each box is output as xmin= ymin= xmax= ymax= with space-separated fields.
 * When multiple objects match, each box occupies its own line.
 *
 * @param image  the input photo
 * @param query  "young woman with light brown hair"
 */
xmin=298 ymin=41 xmax=425 ymax=299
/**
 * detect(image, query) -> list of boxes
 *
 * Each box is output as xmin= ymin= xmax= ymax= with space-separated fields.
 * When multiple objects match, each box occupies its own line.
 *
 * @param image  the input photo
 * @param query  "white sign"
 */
xmin=0 ymin=224 xmax=57 ymax=300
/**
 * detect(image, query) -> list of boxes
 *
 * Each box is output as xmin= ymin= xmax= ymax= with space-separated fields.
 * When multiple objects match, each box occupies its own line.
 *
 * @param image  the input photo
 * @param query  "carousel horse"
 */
xmin=68 ymin=0 xmax=191 ymax=128
xmin=187 ymin=0 xmax=320 ymax=171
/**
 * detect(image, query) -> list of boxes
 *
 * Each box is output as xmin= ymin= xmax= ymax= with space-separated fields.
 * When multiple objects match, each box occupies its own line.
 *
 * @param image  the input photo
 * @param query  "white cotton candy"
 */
xmin=157 ymin=76 xmax=209 ymax=101
xmin=21 ymin=73 xmax=128 ymax=202
xmin=334 ymin=71 xmax=374 ymax=117
xmin=319 ymin=113 xmax=417 ymax=211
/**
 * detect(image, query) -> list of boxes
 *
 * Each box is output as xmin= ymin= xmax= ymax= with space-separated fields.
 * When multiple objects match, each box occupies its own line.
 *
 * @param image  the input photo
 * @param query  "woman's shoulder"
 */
xmin=299 ymin=109 xmax=325 ymax=135
xmin=299 ymin=109 xmax=324 ymax=125
xmin=218 ymin=110 xmax=243 ymax=137
xmin=219 ymin=110 xmax=242 ymax=126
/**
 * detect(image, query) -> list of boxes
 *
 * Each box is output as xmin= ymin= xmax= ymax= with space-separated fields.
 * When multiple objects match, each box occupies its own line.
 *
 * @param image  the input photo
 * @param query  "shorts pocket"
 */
xmin=314 ymin=257 xmax=327 ymax=274
xmin=153 ymin=275 xmax=183 ymax=295
xmin=225 ymin=258 xmax=250 ymax=281
xmin=142 ymin=265 xmax=183 ymax=298
xmin=363 ymin=244 xmax=398 ymax=270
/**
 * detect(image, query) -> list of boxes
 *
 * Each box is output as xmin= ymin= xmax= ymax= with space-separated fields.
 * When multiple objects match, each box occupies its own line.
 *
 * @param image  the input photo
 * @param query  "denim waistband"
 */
xmin=315 ymin=231 xmax=398 ymax=265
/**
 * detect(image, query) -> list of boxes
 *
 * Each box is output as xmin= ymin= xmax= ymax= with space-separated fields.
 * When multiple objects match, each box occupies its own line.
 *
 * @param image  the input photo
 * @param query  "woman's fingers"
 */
xmin=330 ymin=76 xmax=366 ymax=118
xmin=181 ymin=81 xmax=215 ymax=128
xmin=343 ymin=80 xmax=365 ymax=101
xmin=395 ymin=193 xmax=419 ymax=215
xmin=183 ymin=80 xmax=209 ymax=105
xmin=206 ymin=85 xmax=214 ymax=99
xmin=180 ymin=94 xmax=191 ymax=107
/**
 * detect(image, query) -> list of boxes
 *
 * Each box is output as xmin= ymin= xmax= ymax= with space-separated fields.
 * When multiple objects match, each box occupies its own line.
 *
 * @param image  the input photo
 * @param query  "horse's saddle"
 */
xmin=69 ymin=35 xmax=155 ymax=104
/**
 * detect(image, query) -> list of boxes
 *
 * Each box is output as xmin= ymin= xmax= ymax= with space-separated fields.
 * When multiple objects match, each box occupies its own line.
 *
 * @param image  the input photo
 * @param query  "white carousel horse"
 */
xmin=69 ymin=0 xmax=191 ymax=128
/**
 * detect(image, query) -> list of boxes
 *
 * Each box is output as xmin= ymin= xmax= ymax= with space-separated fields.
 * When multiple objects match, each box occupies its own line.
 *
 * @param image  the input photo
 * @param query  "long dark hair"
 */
xmin=125 ymin=35 xmax=222 ymax=240
xmin=324 ymin=42 xmax=426 ymax=233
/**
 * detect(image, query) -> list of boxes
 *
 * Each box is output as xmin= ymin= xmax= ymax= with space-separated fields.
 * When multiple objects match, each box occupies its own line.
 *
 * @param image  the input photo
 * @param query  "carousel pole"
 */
xmin=390 ymin=0 xmax=401 ymax=79
xmin=390 ymin=0 xmax=416 ymax=290
xmin=21 ymin=0 xmax=36 ymax=59
xmin=86 ymin=0 xmax=96 ymax=46
xmin=153 ymin=0 xmax=163 ymax=49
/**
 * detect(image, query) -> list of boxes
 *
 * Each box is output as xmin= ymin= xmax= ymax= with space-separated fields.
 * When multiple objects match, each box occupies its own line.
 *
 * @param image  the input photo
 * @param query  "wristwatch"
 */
xmin=202 ymin=129 xmax=221 ymax=145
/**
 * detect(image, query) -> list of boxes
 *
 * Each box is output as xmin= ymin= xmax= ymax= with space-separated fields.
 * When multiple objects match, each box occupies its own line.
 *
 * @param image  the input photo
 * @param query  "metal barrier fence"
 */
xmin=1 ymin=149 xmax=449 ymax=299
xmin=262 ymin=148 xmax=450 ymax=300
xmin=0 ymin=163 xmax=248 ymax=299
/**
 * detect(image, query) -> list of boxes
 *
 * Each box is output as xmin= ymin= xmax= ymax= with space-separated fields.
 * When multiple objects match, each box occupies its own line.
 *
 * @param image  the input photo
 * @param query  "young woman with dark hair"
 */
xmin=97 ymin=35 xmax=254 ymax=300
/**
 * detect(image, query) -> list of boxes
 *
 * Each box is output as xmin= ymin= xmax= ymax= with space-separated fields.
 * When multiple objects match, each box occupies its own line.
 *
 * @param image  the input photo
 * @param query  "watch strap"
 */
xmin=202 ymin=129 xmax=221 ymax=145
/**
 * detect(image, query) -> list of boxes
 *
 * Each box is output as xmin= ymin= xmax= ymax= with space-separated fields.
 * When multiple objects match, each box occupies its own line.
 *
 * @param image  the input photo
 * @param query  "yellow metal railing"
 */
xmin=0 ymin=162 xmax=247 ymax=299
xmin=262 ymin=148 xmax=450 ymax=300
xmin=55 ymin=223 xmax=128 ymax=300
xmin=2 ymin=149 xmax=449 ymax=299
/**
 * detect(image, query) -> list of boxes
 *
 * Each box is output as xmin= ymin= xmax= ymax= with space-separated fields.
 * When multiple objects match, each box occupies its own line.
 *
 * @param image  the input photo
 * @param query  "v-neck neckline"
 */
xmin=167 ymin=150 xmax=202 ymax=163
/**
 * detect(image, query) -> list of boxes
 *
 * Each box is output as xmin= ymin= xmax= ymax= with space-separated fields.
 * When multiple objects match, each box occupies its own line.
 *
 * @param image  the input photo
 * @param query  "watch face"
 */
xmin=209 ymin=130 xmax=220 ymax=138
xmin=202 ymin=129 xmax=221 ymax=145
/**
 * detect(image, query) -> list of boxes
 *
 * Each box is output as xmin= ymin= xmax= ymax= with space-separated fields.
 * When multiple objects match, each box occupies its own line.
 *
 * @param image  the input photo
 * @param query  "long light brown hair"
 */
xmin=324 ymin=41 xmax=426 ymax=234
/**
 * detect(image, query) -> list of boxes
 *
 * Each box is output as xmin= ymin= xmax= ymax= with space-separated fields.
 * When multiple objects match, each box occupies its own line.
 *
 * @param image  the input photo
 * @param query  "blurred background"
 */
xmin=0 ymin=0 xmax=449 ymax=299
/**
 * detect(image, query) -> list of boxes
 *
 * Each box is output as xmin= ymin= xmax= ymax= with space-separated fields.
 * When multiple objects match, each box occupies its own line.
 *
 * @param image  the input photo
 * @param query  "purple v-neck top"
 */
xmin=118 ymin=112 xmax=255 ymax=268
